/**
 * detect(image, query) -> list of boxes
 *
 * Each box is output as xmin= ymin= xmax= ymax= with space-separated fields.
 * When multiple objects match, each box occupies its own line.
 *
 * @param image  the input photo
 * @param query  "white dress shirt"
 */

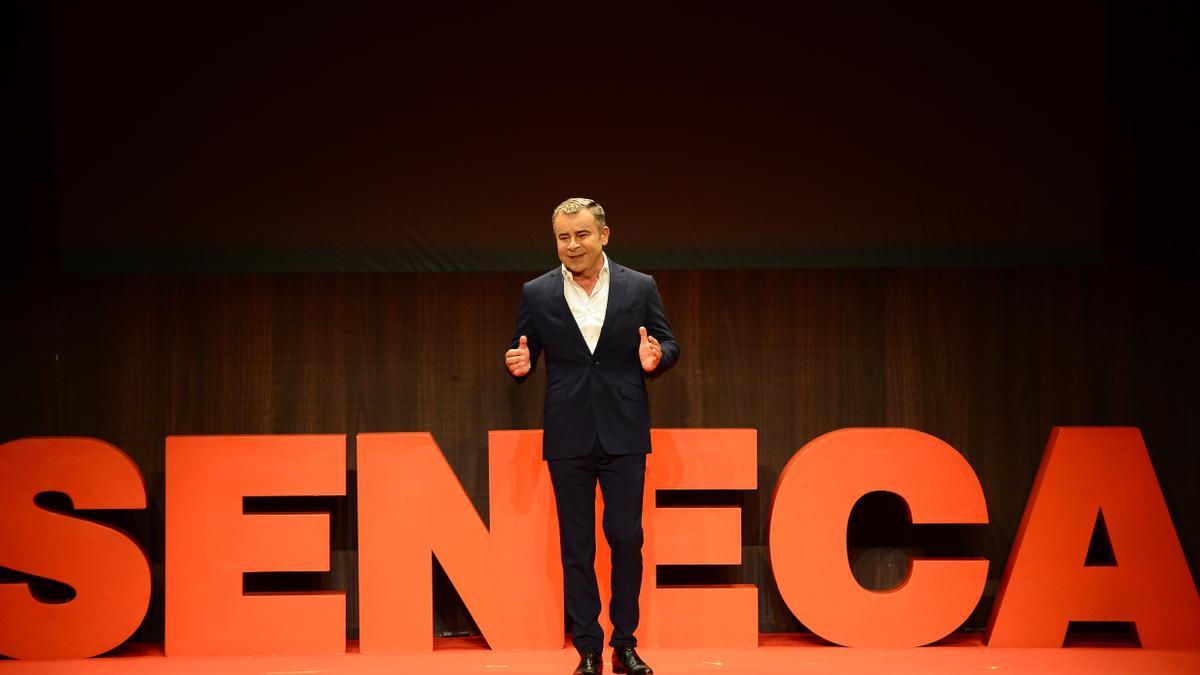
xmin=562 ymin=253 xmax=610 ymax=354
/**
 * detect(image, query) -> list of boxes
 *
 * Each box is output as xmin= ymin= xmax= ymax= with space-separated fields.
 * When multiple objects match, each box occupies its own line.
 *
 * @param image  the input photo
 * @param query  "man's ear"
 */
xmin=600 ymin=225 xmax=610 ymax=245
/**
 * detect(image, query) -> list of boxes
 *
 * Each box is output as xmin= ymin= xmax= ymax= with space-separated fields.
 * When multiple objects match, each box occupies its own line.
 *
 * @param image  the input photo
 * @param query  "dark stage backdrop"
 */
xmin=6 ymin=0 xmax=1198 ymax=648
xmin=51 ymin=3 xmax=1106 ymax=272
xmin=2 ymin=268 xmax=1198 ymax=642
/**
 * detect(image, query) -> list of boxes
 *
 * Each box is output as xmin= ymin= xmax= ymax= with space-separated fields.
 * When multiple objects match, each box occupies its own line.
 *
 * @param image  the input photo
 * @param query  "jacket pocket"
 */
xmin=619 ymin=382 xmax=647 ymax=402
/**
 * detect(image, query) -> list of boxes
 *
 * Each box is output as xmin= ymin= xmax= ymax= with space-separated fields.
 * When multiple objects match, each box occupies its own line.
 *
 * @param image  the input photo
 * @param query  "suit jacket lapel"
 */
xmin=596 ymin=259 xmax=628 ymax=352
xmin=549 ymin=269 xmax=591 ymax=354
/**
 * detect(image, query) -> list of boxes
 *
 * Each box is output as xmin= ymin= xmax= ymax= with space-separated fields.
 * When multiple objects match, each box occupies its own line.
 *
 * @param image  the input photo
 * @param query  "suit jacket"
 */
xmin=509 ymin=259 xmax=680 ymax=460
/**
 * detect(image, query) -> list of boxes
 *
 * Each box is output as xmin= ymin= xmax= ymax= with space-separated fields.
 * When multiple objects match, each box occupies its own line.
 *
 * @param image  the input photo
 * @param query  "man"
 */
xmin=505 ymin=197 xmax=679 ymax=675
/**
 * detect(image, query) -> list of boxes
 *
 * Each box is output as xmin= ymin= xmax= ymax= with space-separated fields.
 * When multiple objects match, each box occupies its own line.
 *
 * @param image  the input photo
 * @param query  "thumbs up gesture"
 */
xmin=639 ymin=326 xmax=662 ymax=373
xmin=505 ymin=335 xmax=531 ymax=376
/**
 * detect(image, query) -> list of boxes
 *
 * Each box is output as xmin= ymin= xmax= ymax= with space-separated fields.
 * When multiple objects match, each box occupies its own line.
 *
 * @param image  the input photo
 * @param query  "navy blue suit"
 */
xmin=509 ymin=259 xmax=679 ymax=653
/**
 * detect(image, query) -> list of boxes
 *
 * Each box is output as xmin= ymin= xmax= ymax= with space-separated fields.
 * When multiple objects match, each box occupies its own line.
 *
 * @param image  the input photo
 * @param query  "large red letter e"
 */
xmin=166 ymin=435 xmax=346 ymax=656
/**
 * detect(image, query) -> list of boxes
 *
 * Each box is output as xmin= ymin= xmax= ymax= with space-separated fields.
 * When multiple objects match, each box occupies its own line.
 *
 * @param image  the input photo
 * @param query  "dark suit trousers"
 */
xmin=547 ymin=436 xmax=646 ymax=654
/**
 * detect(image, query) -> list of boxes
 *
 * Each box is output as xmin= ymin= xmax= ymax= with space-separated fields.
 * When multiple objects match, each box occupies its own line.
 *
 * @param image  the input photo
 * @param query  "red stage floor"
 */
xmin=2 ymin=634 xmax=1198 ymax=674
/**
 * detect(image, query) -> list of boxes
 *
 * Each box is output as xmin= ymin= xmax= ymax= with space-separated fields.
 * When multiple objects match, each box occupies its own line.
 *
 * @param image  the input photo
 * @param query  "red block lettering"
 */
xmin=0 ymin=437 xmax=150 ymax=660
xmin=356 ymin=431 xmax=563 ymax=651
xmin=987 ymin=427 xmax=1200 ymax=647
xmin=769 ymin=428 xmax=989 ymax=647
xmin=165 ymin=435 xmax=346 ymax=655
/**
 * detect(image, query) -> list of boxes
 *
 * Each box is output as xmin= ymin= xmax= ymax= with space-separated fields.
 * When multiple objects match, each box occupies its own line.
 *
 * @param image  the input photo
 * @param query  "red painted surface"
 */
xmin=356 ymin=431 xmax=563 ymax=652
xmin=165 ymin=435 xmax=346 ymax=656
xmin=3 ymin=635 xmax=1199 ymax=674
xmin=0 ymin=438 xmax=150 ymax=660
xmin=769 ymin=428 xmax=989 ymax=647
xmin=356 ymin=428 xmax=758 ymax=652
xmin=987 ymin=427 xmax=1200 ymax=647
xmin=641 ymin=428 xmax=759 ymax=648
xmin=2 ymin=427 xmax=1197 ymax=660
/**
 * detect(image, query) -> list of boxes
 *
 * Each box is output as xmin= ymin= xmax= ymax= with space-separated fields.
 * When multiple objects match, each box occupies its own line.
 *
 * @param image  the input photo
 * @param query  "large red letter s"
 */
xmin=0 ymin=437 xmax=150 ymax=660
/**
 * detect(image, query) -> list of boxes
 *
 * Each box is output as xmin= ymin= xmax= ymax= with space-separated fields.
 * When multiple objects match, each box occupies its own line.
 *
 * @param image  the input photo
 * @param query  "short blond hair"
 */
xmin=551 ymin=197 xmax=606 ymax=231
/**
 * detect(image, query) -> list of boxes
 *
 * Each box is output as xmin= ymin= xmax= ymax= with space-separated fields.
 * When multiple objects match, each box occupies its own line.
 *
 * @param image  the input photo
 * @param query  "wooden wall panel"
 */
xmin=1 ymin=268 xmax=1195 ymax=640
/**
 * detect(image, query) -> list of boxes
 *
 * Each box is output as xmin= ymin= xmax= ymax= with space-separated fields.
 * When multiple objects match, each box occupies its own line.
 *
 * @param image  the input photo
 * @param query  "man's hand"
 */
xmin=639 ymin=326 xmax=662 ymax=373
xmin=506 ymin=335 xmax=532 ymax=376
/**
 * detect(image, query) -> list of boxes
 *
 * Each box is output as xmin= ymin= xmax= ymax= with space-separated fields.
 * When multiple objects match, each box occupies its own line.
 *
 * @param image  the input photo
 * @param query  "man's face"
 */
xmin=553 ymin=209 xmax=609 ymax=277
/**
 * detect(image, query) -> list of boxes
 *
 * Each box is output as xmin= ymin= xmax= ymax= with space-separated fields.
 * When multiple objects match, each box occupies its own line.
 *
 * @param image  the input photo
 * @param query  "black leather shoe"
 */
xmin=611 ymin=645 xmax=652 ymax=674
xmin=573 ymin=649 xmax=602 ymax=675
